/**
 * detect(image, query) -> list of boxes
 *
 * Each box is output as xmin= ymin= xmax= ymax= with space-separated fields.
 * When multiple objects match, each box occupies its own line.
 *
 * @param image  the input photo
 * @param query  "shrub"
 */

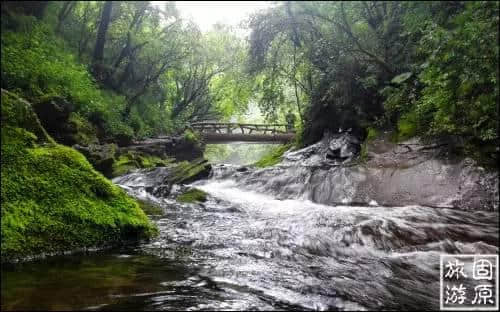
xmin=1 ymin=16 xmax=136 ymax=142
xmin=183 ymin=129 xmax=201 ymax=145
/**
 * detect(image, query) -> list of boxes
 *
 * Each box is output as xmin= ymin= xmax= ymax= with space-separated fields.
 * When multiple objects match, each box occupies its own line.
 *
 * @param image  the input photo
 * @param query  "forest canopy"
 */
xmin=1 ymin=1 xmax=498 ymax=161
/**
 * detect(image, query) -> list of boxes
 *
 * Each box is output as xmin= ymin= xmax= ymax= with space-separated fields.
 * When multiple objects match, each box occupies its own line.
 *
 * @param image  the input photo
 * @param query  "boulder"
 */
xmin=236 ymin=166 xmax=249 ymax=172
xmin=326 ymin=132 xmax=361 ymax=162
xmin=73 ymin=143 xmax=117 ymax=178
xmin=112 ymin=158 xmax=212 ymax=198
xmin=32 ymin=96 xmax=99 ymax=146
xmin=1 ymin=89 xmax=53 ymax=144
xmin=164 ymin=135 xmax=204 ymax=161
xmin=33 ymin=96 xmax=73 ymax=143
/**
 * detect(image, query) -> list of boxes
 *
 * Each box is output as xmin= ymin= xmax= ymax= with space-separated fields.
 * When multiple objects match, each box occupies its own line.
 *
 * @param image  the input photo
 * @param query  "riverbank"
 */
xmin=0 ymin=89 xmax=209 ymax=263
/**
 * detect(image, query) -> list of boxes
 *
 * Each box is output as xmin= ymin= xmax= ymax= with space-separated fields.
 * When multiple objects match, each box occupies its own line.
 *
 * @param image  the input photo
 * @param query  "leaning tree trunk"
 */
xmin=92 ymin=1 xmax=112 ymax=82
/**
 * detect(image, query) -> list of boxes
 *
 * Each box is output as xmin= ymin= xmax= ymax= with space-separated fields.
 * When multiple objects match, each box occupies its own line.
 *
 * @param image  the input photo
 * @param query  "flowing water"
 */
xmin=1 ymin=164 xmax=498 ymax=311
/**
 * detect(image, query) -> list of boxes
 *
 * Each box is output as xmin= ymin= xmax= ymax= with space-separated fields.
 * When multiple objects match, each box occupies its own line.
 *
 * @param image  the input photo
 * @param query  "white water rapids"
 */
xmin=109 ymin=164 xmax=499 ymax=310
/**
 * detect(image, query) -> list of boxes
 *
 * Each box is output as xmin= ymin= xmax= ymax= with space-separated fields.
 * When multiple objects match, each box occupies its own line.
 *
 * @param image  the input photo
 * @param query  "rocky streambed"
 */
xmin=217 ymin=131 xmax=498 ymax=211
xmin=2 ymin=127 xmax=498 ymax=311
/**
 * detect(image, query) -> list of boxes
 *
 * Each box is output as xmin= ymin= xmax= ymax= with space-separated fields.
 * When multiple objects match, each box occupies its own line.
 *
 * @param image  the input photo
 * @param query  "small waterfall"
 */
xmin=203 ymin=132 xmax=498 ymax=211
xmin=5 ymin=156 xmax=497 ymax=311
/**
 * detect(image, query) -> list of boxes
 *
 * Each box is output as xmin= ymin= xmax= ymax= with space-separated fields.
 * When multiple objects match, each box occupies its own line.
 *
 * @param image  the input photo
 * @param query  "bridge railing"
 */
xmin=190 ymin=122 xmax=293 ymax=135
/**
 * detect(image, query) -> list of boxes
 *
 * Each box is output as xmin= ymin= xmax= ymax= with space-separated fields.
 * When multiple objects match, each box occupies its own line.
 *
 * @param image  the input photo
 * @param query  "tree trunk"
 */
xmin=2 ymin=1 xmax=48 ymax=19
xmin=292 ymin=46 xmax=304 ymax=125
xmin=56 ymin=1 xmax=75 ymax=33
xmin=92 ymin=1 xmax=112 ymax=79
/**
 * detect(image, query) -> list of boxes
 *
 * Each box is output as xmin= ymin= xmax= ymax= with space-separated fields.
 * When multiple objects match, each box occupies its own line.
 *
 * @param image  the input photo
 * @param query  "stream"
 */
xmin=1 ymin=164 xmax=498 ymax=311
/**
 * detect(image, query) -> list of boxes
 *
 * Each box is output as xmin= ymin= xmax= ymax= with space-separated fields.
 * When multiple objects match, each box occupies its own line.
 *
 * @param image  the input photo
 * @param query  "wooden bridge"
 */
xmin=190 ymin=122 xmax=295 ymax=143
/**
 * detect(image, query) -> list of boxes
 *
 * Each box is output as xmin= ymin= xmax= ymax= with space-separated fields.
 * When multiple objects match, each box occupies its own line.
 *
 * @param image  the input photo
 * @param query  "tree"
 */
xmin=1 ymin=1 xmax=49 ymax=19
xmin=56 ymin=1 xmax=76 ymax=33
xmin=92 ymin=1 xmax=112 ymax=81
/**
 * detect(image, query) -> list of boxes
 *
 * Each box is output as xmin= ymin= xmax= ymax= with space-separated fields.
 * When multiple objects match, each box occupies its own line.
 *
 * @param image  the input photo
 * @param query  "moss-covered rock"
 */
xmin=165 ymin=131 xmax=204 ymax=161
xmin=1 ymin=89 xmax=52 ymax=144
xmin=168 ymin=157 xmax=212 ymax=185
xmin=253 ymin=144 xmax=292 ymax=168
xmin=31 ymin=94 xmax=99 ymax=146
xmin=136 ymin=199 xmax=164 ymax=215
xmin=111 ymin=151 xmax=175 ymax=177
xmin=176 ymin=188 xmax=207 ymax=203
xmin=74 ymin=143 xmax=118 ymax=178
xmin=114 ymin=158 xmax=212 ymax=199
xmin=1 ymin=92 xmax=157 ymax=263
xmin=67 ymin=113 xmax=99 ymax=146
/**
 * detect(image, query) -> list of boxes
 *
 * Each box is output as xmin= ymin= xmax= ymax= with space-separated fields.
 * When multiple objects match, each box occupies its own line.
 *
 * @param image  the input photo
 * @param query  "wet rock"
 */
xmin=236 ymin=167 xmax=249 ymax=172
xmin=113 ymin=158 xmax=212 ymax=198
xmin=235 ymin=133 xmax=498 ymax=211
xmin=326 ymin=133 xmax=361 ymax=162
xmin=283 ymin=131 xmax=361 ymax=166
xmin=151 ymin=185 xmax=172 ymax=198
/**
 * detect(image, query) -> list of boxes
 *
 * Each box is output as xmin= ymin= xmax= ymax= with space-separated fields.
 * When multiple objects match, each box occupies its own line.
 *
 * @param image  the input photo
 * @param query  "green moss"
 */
xmin=111 ymin=151 xmax=175 ymax=177
xmin=67 ymin=113 xmax=98 ymax=146
xmin=168 ymin=158 xmax=211 ymax=185
xmin=359 ymin=127 xmax=380 ymax=162
xmin=112 ymin=154 xmax=140 ymax=177
xmin=176 ymin=188 xmax=207 ymax=203
xmin=1 ymin=93 xmax=157 ymax=262
xmin=1 ymin=89 xmax=53 ymax=144
xmin=183 ymin=129 xmax=201 ymax=145
xmin=253 ymin=144 xmax=292 ymax=168
xmin=365 ymin=127 xmax=379 ymax=141
xmin=137 ymin=199 xmax=164 ymax=215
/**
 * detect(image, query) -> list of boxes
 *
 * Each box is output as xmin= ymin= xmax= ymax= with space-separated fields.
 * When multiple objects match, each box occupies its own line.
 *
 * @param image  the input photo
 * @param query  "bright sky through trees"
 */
xmin=151 ymin=1 xmax=273 ymax=34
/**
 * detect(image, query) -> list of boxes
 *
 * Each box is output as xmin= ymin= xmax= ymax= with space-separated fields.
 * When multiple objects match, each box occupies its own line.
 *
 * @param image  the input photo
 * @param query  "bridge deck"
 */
xmin=190 ymin=122 xmax=295 ymax=143
xmin=201 ymin=132 xmax=294 ymax=143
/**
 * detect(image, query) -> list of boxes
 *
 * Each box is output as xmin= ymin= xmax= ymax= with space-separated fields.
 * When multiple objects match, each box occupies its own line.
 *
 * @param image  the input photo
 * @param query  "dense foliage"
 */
xmin=247 ymin=1 xmax=498 ymax=162
xmin=1 ymin=0 xmax=498 ymax=160
xmin=1 ymin=1 xmax=252 ymax=144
